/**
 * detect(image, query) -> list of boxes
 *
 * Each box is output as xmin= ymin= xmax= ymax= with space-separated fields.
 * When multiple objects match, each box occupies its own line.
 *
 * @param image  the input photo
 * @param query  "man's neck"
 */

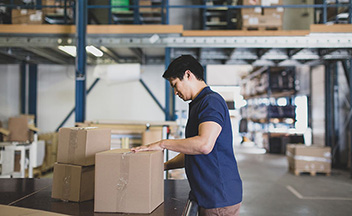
xmin=191 ymin=82 xmax=208 ymax=100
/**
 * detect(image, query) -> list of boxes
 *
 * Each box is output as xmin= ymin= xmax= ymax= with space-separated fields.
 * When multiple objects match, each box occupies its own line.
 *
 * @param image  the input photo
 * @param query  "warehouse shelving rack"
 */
xmin=0 ymin=0 xmax=352 ymax=176
xmin=241 ymin=66 xmax=300 ymax=154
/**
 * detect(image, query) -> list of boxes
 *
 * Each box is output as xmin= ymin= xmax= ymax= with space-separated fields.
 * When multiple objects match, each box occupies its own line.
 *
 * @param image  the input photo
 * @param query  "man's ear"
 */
xmin=185 ymin=70 xmax=192 ymax=79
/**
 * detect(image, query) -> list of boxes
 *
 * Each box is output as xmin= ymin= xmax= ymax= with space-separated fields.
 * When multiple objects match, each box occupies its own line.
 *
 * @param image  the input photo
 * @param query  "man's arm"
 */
xmin=131 ymin=121 xmax=222 ymax=155
xmin=164 ymin=153 xmax=185 ymax=170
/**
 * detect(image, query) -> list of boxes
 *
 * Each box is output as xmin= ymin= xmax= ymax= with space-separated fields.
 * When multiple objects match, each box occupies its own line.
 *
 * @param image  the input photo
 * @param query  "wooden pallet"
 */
xmin=290 ymin=168 xmax=331 ymax=176
xmin=242 ymin=26 xmax=282 ymax=31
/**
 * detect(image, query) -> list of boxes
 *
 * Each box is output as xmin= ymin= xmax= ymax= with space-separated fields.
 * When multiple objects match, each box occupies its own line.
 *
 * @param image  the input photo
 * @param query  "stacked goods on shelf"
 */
xmin=139 ymin=0 xmax=161 ymax=13
xmin=11 ymin=9 xmax=43 ymax=24
xmin=42 ymin=0 xmax=74 ymax=24
xmin=95 ymin=149 xmax=164 ymax=213
xmin=286 ymin=144 xmax=331 ymax=176
xmin=204 ymin=0 xmax=240 ymax=30
xmin=52 ymin=127 xmax=111 ymax=202
xmin=241 ymin=67 xmax=295 ymax=99
xmin=240 ymin=66 xmax=299 ymax=153
xmin=241 ymin=0 xmax=284 ymax=30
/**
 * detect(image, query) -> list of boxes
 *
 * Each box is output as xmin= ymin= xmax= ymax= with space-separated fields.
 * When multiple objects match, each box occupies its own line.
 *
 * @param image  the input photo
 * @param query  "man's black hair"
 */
xmin=162 ymin=55 xmax=204 ymax=81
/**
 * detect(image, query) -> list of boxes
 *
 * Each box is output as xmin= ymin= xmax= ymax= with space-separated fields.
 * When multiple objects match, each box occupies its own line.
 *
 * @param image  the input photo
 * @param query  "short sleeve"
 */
xmin=197 ymin=95 xmax=225 ymax=127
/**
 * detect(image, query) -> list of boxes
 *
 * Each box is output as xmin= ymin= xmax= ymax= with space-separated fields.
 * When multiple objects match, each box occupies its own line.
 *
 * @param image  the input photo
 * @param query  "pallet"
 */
xmin=290 ymin=168 xmax=331 ymax=176
xmin=242 ymin=26 xmax=282 ymax=31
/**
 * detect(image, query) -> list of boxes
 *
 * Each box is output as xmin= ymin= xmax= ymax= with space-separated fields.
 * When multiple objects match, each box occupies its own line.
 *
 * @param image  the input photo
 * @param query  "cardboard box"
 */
xmin=12 ymin=9 xmax=43 ymax=24
xmin=8 ymin=116 xmax=39 ymax=142
xmin=242 ymin=13 xmax=282 ymax=28
xmin=52 ymin=163 xmax=95 ymax=202
xmin=57 ymin=127 xmax=111 ymax=166
xmin=261 ymin=0 xmax=282 ymax=6
xmin=39 ymin=132 xmax=59 ymax=171
xmin=242 ymin=0 xmax=261 ymax=5
xmin=142 ymin=127 xmax=163 ymax=145
xmin=0 ymin=121 xmax=10 ymax=142
xmin=286 ymin=144 xmax=331 ymax=173
xmin=95 ymin=149 xmax=164 ymax=213
xmin=0 ymin=204 xmax=68 ymax=216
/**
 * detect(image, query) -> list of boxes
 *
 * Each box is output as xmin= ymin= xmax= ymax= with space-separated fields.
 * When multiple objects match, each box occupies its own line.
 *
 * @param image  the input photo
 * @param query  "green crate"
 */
xmin=111 ymin=0 xmax=129 ymax=12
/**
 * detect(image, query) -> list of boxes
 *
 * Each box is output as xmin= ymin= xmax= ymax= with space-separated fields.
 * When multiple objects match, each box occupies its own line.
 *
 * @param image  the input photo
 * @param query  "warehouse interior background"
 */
xmin=0 ymin=0 xmax=352 ymax=215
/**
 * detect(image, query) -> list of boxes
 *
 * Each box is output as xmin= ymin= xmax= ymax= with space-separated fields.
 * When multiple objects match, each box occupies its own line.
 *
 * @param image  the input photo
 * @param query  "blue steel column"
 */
xmin=323 ymin=0 xmax=327 ymax=23
xmin=164 ymin=0 xmax=174 ymax=121
xmin=165 ymin=48 xmax=175 ymax=121
xmin=20 ymin=62 xmax=26 ymax=114
xmin=75 ymin=0 xmax=87 ymax=123
xmin=28 ymin=64 xmax=38 ymax=124
xmin=349 ymin=0 xmax=352 ymax=24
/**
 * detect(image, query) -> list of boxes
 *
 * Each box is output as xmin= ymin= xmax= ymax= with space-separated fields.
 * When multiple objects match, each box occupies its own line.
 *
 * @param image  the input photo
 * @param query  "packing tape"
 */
xmin=115 ymin=152 xmax=131 ymax=210
xmin=68 ymin=129 xmax=79 ymax=164
xmin=286 ymin=151 xmax=331 ymax=163
xmin=62 ymin=166 xmax=71 ymax=202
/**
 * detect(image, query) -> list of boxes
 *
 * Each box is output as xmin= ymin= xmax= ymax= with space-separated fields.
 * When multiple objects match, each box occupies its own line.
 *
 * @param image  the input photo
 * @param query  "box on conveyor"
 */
xmin=57 ymin=127 xmax=111 ymax=166
xmin=286 ymin=144 xmax=331 ymax=174
xmin=51 ymin=163 xmax=95 ymax=202
xmin=95 ymin=149 xmax=164 ymax=214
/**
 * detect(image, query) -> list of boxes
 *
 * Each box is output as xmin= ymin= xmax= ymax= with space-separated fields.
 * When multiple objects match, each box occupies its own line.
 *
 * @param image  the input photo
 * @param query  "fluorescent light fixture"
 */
xmin=58 ymin=45 xmax=76 ymax=57
xmin=86 ymin=45 xmax=103 ymax=57
xmin=58 ymin=45 xmax=104 ymax=57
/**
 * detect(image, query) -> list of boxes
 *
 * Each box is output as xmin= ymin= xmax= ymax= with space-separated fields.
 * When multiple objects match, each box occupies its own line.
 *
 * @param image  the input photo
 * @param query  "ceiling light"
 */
xmin=86 ymin=45 xmax=104 ymax=57
xmin=58 ymin=45 xmax=76 ymax=57
xmin=58 ymin=45 xmax=104 ymax=57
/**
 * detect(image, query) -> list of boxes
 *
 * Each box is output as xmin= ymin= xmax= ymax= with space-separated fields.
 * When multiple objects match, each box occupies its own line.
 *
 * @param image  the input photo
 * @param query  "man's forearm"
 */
xmin=164 ymin=153 xmax=185 ymax=170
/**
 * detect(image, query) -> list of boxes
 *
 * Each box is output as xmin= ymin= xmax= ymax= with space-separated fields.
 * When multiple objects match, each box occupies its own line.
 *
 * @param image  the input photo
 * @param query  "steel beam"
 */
xmin=139 ymin=79 xmax=164 ymax=112
xmin=24 ymin=47 xmax=70 ymax=64
xmin=28 ymin=64 xmax=37 ymax=124
xmin=75 ymin=0 xmax=87 ymax=123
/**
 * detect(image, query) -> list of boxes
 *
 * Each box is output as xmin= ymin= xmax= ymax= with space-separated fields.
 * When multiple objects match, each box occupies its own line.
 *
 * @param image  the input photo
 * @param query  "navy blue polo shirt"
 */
xmin=185 ymin=86 xmax=242 ymax=209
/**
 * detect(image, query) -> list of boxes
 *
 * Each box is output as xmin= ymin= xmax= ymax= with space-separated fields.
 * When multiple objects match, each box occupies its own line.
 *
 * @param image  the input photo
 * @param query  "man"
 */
xmin=131 ymin=55 xmax=242 ymax=216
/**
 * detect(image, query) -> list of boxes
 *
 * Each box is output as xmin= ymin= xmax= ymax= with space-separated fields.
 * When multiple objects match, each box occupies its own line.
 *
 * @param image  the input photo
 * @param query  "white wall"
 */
xmin=1 ymin=64 xmax=169 ymax=133
xmin=0 ymin=65 xmax=21 ymax=125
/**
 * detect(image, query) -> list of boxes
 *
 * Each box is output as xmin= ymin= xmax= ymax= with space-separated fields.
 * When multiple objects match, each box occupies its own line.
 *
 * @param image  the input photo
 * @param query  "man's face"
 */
xmin=169 ymin=74 xmax=191 ymax=101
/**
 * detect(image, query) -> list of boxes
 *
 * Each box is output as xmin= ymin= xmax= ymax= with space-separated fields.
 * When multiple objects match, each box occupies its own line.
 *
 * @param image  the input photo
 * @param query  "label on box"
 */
xmin=254 ymin=7 xmax=262 ymax=13
xmin=20 ymin=9 xmax=28 ymax=15
xmin=277 ymin=7 xmax=284 ymax=12
xmin=249 ymin=17 xmax=259 ymax=25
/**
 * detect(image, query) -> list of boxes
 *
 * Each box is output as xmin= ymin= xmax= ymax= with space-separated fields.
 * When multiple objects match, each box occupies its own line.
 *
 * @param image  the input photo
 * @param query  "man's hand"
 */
xmin=131 ymin=140 xmax=164 ymax=152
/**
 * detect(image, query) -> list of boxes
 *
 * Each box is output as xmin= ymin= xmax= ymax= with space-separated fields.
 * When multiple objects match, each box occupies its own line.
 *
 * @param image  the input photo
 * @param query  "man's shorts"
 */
xmin=199 ymin=202 xmax=242 ymax=216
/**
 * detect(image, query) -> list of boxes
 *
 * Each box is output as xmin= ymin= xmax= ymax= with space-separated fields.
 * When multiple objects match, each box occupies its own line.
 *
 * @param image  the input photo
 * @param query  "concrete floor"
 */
xmin=236 ymin=143 xmax=352 ymax=216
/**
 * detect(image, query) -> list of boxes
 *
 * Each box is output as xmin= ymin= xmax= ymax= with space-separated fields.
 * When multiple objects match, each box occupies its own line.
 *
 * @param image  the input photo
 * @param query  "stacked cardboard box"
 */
xmin=286 ymin=144 xmax=331 ymax=176
xmin=241 ymin=0 xmax=284 ymax=30
xmin=52 ymin=127 xmax=111 ymax=202
xmin=12 ymin=9 xmax=43 ymax=24
xmin=95 ymin=149 xmax=164 ymax=213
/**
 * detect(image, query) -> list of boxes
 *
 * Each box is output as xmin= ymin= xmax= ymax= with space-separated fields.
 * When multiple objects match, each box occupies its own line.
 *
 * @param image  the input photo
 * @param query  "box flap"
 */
xmin=28 ymin=124 xmax=40 ymax=132
xmin=0 ymin=128 xmax=10 ymax=136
